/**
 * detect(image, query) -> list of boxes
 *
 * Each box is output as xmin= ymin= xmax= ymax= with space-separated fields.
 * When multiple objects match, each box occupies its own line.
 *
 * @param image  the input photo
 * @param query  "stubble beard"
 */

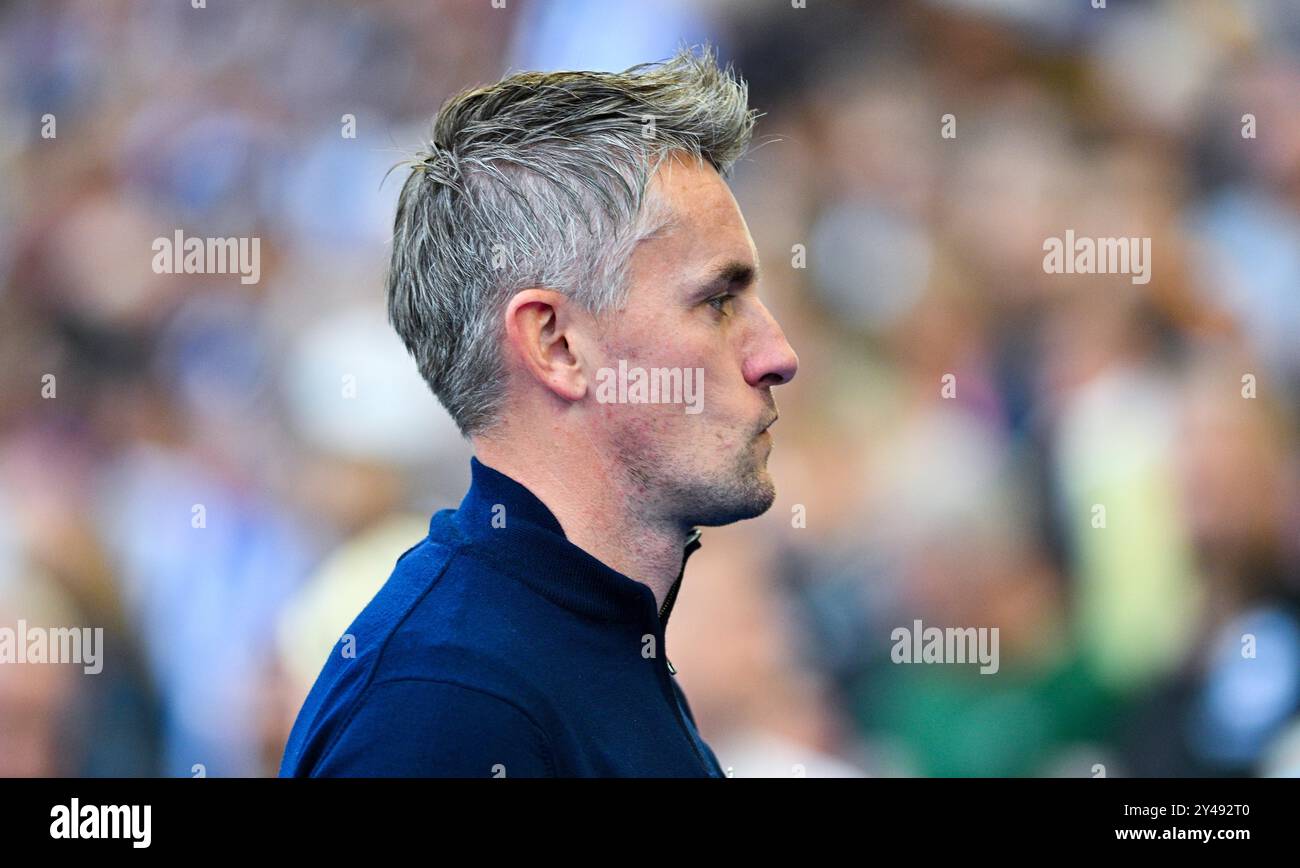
xmin=615 ymin=424 xmax=776 ymax=529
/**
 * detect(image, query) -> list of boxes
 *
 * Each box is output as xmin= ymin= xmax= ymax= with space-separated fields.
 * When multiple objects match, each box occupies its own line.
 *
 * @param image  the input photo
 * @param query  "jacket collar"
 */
xmin=447 ymin=456 xmax=702 ymax=628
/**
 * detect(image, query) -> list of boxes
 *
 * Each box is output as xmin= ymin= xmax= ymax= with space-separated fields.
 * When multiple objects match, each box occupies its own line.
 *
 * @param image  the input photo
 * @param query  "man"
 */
xmin=279 ymin=45 xmax=797 ymax=777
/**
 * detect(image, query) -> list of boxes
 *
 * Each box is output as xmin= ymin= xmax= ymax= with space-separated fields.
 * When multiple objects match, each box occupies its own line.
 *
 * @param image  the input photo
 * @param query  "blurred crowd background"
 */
xmin=2 ymin=0 xmax=1299 ymax=777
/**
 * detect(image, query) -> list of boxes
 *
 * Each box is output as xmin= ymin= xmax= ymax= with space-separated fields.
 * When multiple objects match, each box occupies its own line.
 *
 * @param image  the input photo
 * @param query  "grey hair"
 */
xmin=386 ymin=44 xmax=758 ymax=436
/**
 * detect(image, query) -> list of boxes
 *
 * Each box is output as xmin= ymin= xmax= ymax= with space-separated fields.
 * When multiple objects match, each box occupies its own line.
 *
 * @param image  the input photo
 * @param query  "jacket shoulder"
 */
xmin=280 ymin=521 xmax=560 ymax=777
xmin=308 ymin=676 xmax=556 ymax=777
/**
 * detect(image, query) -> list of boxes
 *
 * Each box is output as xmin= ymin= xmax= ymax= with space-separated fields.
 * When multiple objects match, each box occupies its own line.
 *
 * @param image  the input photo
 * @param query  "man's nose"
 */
xmin=742 ymin=299 xmax=799 ymax=387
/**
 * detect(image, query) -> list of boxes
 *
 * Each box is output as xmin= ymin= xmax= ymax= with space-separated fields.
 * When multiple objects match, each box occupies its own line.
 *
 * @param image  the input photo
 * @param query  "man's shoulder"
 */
xmin=284 ymin=670 xmax=558 ymax=778
xmin=313 ymin=528 xmax=547 ymax=694
xmin=278 ymin=515 xmax=563 ymax=776
xmin=363 ymin=515 xmax=557 ymax=663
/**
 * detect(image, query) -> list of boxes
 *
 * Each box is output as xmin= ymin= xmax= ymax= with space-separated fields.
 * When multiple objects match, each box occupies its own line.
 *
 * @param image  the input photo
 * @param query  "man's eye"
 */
xmin=707 ymin=293 xmax=734 ymax=315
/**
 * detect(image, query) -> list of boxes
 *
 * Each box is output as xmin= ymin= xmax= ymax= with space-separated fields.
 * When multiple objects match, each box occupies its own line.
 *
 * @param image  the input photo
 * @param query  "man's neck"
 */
xmin=472 ymin=435 xmax=689 ymax=613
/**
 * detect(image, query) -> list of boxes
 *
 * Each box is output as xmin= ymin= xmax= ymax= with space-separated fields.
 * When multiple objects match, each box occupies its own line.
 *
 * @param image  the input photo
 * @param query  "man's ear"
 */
xmin=503 ymin=289 xmax=588 ymax=403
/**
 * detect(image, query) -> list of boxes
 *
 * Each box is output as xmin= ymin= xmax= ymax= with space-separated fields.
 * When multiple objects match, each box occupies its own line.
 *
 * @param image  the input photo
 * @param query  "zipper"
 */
xmin=658 ymin=590 xmax=678 ymax=676
xmin=658 ymin=527 xmax=702 ymax=625
xmin=657 ymin=649 xmax=712 ymax=774
xmin=658 ymin=527 xmax=701 ymax=676
xmin=654 ymin=526 xmax=714 ymax=773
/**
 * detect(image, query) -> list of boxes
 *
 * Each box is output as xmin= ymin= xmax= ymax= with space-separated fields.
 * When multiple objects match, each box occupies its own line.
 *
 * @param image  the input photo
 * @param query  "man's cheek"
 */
xmin=682 ymin=365 xmax=705 ymax=414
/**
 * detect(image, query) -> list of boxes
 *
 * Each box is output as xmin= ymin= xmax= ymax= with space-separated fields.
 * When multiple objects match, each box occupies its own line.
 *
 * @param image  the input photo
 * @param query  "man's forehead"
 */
xmin=650 ymin=154 xmax=739 ymax=215
xmin=637 ymin=156 xmax=757 ymax=269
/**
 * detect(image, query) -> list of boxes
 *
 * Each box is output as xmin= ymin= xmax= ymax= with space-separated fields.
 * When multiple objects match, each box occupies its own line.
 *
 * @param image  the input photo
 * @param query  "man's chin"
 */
xmin=691 ymin=470 xmax=776 ymax=526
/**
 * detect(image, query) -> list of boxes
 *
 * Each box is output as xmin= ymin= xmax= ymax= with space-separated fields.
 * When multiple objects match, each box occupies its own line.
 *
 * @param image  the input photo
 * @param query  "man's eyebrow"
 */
xmin=695 ymin=260 xmax=759 ymax=296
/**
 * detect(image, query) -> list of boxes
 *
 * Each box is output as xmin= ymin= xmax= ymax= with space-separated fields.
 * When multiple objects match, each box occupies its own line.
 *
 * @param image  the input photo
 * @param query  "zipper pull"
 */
xmin=666 ymin=657 xmax=676 ymax=676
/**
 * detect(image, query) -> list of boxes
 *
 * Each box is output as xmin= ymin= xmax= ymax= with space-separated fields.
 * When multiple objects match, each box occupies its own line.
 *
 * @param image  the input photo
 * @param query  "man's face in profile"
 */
xmin=589 ymin=154 xmax=799 ymax=528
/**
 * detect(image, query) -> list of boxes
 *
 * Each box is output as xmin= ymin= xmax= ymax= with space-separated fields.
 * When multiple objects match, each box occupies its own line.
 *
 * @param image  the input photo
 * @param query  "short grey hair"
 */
xmin=386 ymin=44 xmax=757 ymax=436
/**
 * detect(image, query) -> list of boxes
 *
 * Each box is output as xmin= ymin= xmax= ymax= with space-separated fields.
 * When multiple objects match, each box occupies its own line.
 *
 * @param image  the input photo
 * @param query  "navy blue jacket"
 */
xmin=279 ymin=457 xmax=726 ymax=777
